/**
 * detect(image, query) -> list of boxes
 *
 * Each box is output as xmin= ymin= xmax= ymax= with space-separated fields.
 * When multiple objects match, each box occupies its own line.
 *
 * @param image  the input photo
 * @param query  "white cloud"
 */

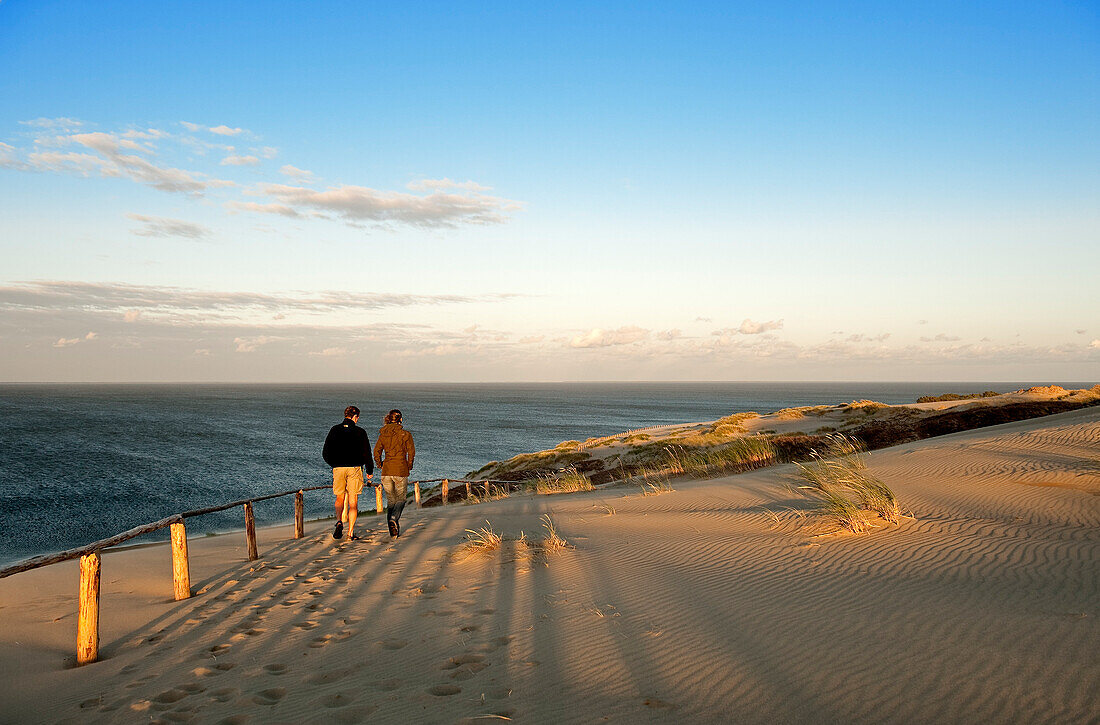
xmin=1076 ymin=329 xmax=1087 ymax=335
xmin=246 ymin=182 xmax=523 ymax=228
xmin=234 ymin=335 xmax=279 ymax=352
xmin=53 ymin=337 xmax=81 ymax=347
xmin=260 ymin=147 xmax=278 ymax=159
xmin=279 ymin=164 xmax=315 ymax=182
xmin=657 ymin=329 xmax=682 ymax=340
xmin=921 ymin=333 xmax=961 ymax=342
xmin=711 ymin=319 xmax=784 ymax=337
xmin=1090 ymin=339 xmax=1100 ymax=349
xmin=84 ymin=331 xmax=97 ymax=340
xmin=20 ymin=117 xmax=84 ymax=131
xmin=225 ymin=201 xmax=300 ymax=217
xmin=66 ymin=131 xmax=232 ymax=194
xmin=519 ymin=335 xmax=545 ymax=344
xmin=310 ymin=347 xmax=349 ymax=357
xmin=180 ymin=121 xmax=202 ymax=132
xmin=209 ymin=125 xmax=244 ymax=136
xmin=220 ymin=154 xmax=260 ymax=166
xmin=126 ymin=213 xmax=211 ymax=239
xmin=0 ymin=281 xmax=515 ymax=324
xmin=738 ymin=318 xmax=784 ymax=335
xmin=569 ymin=326 xmax=649 ymax=348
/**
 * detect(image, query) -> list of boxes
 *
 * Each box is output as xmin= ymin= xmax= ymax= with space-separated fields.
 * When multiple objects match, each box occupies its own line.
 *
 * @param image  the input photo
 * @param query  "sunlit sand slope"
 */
xmin=1 ymin=408 xmax=1097 ymax=723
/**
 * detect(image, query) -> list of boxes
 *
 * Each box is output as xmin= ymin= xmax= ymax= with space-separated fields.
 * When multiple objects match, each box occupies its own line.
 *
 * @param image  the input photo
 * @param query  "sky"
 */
xmin=1 ymin=1 xmax=1098 ymax=382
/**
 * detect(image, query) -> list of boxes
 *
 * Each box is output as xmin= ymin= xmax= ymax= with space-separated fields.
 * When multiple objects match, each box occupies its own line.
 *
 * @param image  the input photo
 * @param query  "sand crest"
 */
xmin=1 ymin=407 xmax=1098 ymax=723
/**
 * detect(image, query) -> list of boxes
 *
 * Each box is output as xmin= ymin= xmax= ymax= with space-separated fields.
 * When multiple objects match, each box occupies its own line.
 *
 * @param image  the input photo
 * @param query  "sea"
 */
xmin=0 ymin=382 xmax=1086 ymax=565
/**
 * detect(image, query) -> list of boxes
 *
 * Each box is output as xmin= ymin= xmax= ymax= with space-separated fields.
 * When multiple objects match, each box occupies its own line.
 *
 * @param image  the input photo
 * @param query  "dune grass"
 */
xmin=663 ymin=436 xmax=777 ymax=478
xmin=540 ymin=514 xmax=569 ymax=552
xmin=533 ymin=466 xmax=593 ymax=494
xmin=790 ymin=433 xmax=903 ymax=533
xmin=460 ymin=521 xmax=503 ymax=558
xmin=463 ymin=481 xmax=512 ymax=505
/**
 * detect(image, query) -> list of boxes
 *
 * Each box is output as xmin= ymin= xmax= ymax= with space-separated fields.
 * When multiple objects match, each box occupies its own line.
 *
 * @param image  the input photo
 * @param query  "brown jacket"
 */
xmin=373 ymin=422 xmax=415 ymax=476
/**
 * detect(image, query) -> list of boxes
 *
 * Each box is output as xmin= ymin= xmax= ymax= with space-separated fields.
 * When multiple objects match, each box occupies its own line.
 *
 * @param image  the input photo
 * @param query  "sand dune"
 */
xmin=1 ymin=407 xmax=1097 ymax=723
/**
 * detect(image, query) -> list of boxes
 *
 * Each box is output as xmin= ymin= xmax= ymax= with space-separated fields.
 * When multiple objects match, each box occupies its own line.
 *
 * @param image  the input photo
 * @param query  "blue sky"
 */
xmin=1 ymin=1 xmax=1097 ymax=382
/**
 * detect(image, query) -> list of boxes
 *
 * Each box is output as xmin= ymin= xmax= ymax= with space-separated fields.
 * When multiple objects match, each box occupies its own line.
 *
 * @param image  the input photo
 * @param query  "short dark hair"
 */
xmin=344 ymin=405 xmax=360 ymax=419
xmin=385 ymin=409 xmax=402 ymax=424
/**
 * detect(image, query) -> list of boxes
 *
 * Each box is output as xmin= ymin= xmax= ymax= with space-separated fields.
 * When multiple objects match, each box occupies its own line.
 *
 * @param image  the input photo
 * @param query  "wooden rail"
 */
xmin=0 ymin=475 xmax=516 ymax=665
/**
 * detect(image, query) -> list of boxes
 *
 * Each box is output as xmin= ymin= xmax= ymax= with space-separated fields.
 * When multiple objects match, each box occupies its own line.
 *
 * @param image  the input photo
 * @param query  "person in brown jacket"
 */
xmin=373 ymin=409 xmax=415 ymax=538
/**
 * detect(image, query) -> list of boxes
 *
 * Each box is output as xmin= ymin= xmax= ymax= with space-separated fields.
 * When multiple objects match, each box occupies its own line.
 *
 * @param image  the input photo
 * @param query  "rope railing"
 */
xmin=0 ymin=474 xmax=518 ymax=665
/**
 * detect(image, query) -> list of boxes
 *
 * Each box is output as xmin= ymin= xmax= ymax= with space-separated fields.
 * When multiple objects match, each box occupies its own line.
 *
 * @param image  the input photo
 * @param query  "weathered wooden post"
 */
xmin=294 ymin=491 xmax=304 ymax=539
xmin=414 ymin=481 xmax=421 ymax=507
xmin=77 ymin=551 xmax=101 ymax=665
xmin=170 ymin=521 xmax=191 ymax=600
xmin=465 ymin=481 xmax=471 ymax=499
xmin=244 ymin=502 xmax=258 ymax=560
xmin=375 ymin=484 xmax=384 ymax=514
xmin=484 ymin=480 xmax=490 ymax=498
xmin=441 ymin=479 xmax=449 ymax=504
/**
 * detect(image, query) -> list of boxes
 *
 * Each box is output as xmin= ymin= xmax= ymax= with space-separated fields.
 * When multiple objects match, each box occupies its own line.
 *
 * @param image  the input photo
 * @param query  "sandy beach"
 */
xmin=1 ymin=406 xmax=1098 ymax=724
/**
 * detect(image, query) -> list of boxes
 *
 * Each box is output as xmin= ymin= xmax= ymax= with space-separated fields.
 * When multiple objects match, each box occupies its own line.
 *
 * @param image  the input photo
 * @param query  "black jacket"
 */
xmin=323 ymin=418 xmax=374 ymax=472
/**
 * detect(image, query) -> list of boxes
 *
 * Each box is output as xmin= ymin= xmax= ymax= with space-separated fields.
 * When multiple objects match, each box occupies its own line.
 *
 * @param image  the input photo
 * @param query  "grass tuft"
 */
xmin=540 ymin=514 xmax=570 ymax=553
xmin=789 ymin=433 xmax=904 ymax=533
xmin=460 ymin=521 xmax=503 ymax=558
xmin=534 ymin=466 xmax=593 ymax=494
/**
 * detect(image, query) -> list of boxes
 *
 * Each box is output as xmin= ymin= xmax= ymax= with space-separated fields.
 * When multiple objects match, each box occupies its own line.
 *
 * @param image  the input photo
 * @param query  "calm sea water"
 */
xmin=0 ymin=382 xmax=1083 ymax=564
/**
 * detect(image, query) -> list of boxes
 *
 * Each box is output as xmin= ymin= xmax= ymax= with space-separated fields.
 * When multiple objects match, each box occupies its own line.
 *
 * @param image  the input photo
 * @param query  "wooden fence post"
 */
xmin=414 ymin=481 xmax=421 ymax=507
xmin=294 ymin=491 xmax=304 ymax=539
xmin=170 ymin=521 xmax=191 ymax=601
xmin=441 ymin=479 xmax=449 ymax=504
xmin=465 ymin=481 xmax=471 ymax=498
xmin=77 ymin=551 xmax=100 ymax=665
xmin=484 ymin=480 xmax=490 ymax=498
xmin=375 ymin=484 xmax=384 ymax=514
xmin=244 ymin=502 xmax=258 ymax=560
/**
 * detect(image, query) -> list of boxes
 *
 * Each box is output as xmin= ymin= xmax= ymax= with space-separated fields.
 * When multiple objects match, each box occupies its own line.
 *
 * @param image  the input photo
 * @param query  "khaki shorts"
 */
xmin=332 ymin=466 xmax=364 ymax=497
xmin=381 ymin=476 xmax=408 ymax=505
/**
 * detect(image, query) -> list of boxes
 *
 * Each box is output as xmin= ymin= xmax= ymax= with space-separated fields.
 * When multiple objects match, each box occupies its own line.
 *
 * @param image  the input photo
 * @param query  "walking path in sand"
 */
xmin=1 ymin=407 xmax=1097 ymax=723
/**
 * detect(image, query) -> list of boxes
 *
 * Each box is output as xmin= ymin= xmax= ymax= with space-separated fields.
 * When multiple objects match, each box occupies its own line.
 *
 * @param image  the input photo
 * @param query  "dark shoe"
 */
xmin=333 ymin=521 xmax=344 ymax=540
xmin=394 ymin=519 xmax=400 ymax=538
xmin=349 ymin=534 xmax=362 ymax=541
xmin=387 ymin=518 xmax=398 ymax=538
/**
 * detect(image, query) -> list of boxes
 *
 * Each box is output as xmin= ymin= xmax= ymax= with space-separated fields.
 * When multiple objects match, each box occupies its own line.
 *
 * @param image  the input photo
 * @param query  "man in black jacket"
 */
xmin=322 ymin=405 xmax=374 ymax=540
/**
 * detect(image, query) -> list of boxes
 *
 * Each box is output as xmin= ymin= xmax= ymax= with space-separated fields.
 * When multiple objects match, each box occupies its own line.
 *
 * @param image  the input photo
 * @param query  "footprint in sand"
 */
xmin=381 ymin=638 xmax=408 ymax=650
xmin=153 ymin=687 xmax=194 ymax=705
xmin=119 ymin=664 xmax=140 ymax=675
xmin=476 ymin=608 xmax=496 ymax=615
xmin=460 ymin=624 xmax=480 ymax=632
xmin=317 ymin=692 xmax=358 ymax=709
xmin=193 ymin=662 xmax=236 ymax=677
xmin=309 ymin=635 xmax=333 ymax=648
xmin=218 ymin=715 xmax=250 ymax=725
xmin=304 ymin=668 xmax=350 ymax=685
xmin=427 ymin=684 xmax=461 ymax=696
xmin=79 ymin=696 xmax=102 ymax=709
xmin=251 ymin=687 xmax=286 ymax=705
xmin=375 ymin=678 xmax=403 ymax=691
xmin=263 ymin=664 xmax=287 ymax=675
xmin=126 ymin=674 xmax=157 ymax=689
xmin=208 ymin=644 xmax=232 ymax=655
xmin=209 ymin=687 xmax=238 ymax=703
xmin=294 ymin=620 xmax=320 ymax=630
xmin=330 ymin=705 xmax=378 ymax=723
